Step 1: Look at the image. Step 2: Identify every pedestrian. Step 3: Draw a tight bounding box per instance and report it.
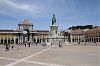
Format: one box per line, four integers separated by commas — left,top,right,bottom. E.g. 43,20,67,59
5,43,9,51
95,41,97,46
17,43,20,49
11,44,14,50
59,42,62,47
28,43,30,47
51,42,52,46
25,42,26,47
36,42,37,46
8,44,10,48
78,41,80,44
44,43,47,46
4,43,5,47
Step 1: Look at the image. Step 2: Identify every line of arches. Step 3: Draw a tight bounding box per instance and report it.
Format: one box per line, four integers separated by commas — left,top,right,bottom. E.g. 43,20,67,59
0,38,18,44
33,38,46,43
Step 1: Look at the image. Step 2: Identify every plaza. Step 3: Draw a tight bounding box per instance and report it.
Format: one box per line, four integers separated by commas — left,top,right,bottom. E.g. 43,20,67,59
0,14,99,66
0,0,100,66
0,43,100,66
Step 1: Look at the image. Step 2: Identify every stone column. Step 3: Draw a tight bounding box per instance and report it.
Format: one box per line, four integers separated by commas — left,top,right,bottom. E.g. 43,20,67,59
2,39,3,44
93,38,94,42
18,35,20,44
29,34,33,43
45,39,47,43
3,39,4,44
14,36,16,44
0,37,1,43
39,39,40,43
7,38,8,44
21,35,23,43
35,38,37,43
20,35,21,43
35,36,37,43
78,35,79,42
33,36,35,43
70,35,72,43
98,37,99,42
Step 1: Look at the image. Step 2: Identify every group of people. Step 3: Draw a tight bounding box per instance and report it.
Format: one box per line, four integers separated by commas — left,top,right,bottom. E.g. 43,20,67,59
24,42,31,47
4,43,14,51
4,42,31,51
4,41,63,51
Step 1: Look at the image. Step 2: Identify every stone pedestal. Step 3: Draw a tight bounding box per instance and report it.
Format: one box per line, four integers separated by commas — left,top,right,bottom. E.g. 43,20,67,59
47,25,64,44
50,25,58,36
46,14,64,45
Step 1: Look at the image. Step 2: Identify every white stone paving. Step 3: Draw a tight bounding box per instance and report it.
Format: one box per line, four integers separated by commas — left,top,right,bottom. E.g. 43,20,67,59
0,43,99,66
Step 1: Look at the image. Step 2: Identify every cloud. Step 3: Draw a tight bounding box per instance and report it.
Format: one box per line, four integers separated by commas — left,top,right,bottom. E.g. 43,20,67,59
0,0,69,18
0,0,99,30
0,0,40,14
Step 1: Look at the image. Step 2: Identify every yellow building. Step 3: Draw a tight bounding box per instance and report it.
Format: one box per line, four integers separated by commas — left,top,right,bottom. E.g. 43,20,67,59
0,30,14,44
84,27,100,42
0,19,49,44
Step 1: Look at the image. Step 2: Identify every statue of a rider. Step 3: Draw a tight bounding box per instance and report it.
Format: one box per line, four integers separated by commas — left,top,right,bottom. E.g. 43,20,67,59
52,14,56,25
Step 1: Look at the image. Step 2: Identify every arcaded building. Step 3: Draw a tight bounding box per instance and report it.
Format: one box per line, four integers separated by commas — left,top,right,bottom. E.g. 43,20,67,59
84,27,100,42
68,27,100,43
0,19,49,44
70,29,84,43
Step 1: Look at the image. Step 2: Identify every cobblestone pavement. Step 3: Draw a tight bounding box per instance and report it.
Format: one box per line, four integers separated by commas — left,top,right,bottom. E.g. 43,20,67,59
0,43,100,66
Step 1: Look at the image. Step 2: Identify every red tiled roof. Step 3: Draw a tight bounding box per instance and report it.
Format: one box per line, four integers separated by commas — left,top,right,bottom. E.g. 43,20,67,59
30,30,37,32
87,27,100,32
36,30,49,32
70,29,83,34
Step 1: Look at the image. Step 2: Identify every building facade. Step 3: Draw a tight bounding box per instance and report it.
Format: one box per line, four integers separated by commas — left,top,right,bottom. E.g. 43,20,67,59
69,29,84,43
67,27,100,43
84,27,100,42
0,19,49,44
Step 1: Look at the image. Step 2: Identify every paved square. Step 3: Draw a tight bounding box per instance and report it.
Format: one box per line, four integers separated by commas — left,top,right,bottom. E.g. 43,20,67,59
0,44,100,66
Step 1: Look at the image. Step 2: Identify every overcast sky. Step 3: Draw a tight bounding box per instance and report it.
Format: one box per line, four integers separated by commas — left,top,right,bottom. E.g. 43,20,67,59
0,0,99,30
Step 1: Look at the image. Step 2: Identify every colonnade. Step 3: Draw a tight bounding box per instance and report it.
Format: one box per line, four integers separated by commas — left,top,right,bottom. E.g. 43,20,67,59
85,37,100,42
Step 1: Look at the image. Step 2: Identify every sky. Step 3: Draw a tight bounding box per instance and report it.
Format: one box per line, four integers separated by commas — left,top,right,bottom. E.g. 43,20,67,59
0,0,99,31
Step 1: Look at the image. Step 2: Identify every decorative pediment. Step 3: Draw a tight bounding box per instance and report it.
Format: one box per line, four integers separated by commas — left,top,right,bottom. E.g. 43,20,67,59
18,18,33,31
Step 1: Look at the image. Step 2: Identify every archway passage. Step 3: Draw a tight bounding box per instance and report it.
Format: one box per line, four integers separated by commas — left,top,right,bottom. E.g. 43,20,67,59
16,38,18,44
11,39,14,44
37,39,39,43
4,39,7,44
23,29,30,43
1,39,3,44
34,39,36,43
8,39,10,44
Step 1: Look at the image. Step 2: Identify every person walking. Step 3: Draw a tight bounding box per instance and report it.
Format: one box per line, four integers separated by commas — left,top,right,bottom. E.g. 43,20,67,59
78,41,80,44
51,42,52,46
17,43,20,49
28,42,30,47
11,44,14,50
59,41,62,47
36,42,37,46
25,42,27,47
5,43,9,51
95,41,97,46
